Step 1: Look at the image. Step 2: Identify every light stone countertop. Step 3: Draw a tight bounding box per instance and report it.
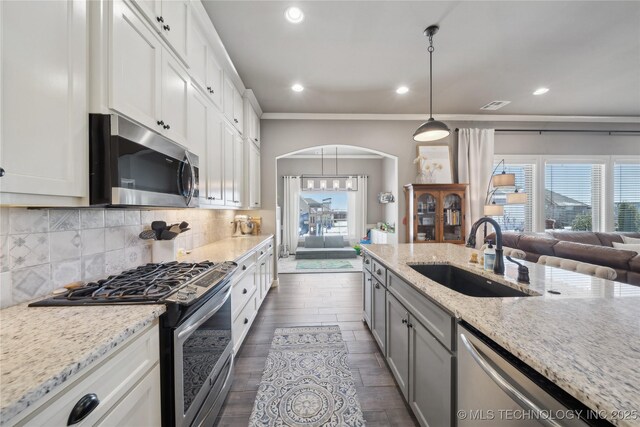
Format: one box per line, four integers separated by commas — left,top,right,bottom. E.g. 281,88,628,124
178,235,273,263
0,235,272,425
363,243,640,427
0,304,165,424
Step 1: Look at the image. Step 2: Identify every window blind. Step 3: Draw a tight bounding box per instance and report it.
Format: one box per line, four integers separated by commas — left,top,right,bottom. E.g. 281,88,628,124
614,162,640,232
544,163,604,231
492,161,535,232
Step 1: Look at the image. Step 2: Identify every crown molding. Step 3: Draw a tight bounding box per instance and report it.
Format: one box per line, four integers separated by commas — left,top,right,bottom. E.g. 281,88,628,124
260,113,640,123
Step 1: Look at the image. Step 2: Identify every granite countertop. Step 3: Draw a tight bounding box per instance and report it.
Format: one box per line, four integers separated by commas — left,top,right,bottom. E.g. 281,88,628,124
363,243,640,427
0,304,165,424
178,235,273,263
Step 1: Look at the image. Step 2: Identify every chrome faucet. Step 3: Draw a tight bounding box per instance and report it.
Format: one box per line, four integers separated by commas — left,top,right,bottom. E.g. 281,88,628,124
466,217,505,275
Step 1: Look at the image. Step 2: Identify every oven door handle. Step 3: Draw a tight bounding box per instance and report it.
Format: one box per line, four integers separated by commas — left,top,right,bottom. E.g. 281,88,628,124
177,282,232,341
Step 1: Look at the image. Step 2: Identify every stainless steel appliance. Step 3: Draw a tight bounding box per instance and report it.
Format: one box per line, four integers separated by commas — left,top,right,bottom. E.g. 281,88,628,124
232,215,255,237
30,261,237,427
89,114,199,208
458,323,599,427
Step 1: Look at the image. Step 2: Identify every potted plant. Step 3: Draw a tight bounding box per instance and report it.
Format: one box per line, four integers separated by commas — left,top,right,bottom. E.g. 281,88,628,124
354,243,362,256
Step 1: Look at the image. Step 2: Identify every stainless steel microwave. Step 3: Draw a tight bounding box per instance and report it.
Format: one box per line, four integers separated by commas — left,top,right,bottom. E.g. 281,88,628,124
89,114,199,208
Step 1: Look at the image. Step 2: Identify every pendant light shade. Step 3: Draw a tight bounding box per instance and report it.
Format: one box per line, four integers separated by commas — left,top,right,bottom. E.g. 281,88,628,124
413,25,450,143
413,118,451,142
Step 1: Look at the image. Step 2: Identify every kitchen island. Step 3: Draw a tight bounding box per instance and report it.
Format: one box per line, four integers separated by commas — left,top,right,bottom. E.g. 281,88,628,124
362,243,640,427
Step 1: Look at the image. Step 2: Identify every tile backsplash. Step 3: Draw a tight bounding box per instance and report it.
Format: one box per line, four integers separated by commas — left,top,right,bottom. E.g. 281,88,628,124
0,207,243,308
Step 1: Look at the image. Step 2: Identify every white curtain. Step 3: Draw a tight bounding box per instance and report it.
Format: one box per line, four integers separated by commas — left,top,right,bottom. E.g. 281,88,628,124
457,129,495,241
347,176,368,244
283,176,301,253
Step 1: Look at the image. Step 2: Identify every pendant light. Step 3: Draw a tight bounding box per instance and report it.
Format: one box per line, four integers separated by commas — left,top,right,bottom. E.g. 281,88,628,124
413,25,450,142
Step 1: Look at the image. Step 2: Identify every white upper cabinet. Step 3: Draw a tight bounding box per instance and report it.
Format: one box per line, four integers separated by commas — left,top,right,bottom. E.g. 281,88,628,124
223,125,235,205
232,134,244,206
247,142,261,208
110,0,189,145
206,113,225,205
0,0,88,203
223,77,244,134
110,0,162,131
132,0,189,64
188,13,223,110
161,50,190,146
187,84,209,201
233,89,244,134
244,99,260,146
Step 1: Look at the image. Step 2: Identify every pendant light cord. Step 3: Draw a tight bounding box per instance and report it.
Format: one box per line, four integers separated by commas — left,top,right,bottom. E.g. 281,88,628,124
428,32,434,119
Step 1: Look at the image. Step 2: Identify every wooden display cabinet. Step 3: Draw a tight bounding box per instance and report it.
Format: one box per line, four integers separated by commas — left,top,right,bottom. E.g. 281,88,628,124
404,184,468,244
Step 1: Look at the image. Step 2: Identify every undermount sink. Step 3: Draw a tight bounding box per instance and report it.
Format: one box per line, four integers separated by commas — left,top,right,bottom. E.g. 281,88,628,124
408,264,532,298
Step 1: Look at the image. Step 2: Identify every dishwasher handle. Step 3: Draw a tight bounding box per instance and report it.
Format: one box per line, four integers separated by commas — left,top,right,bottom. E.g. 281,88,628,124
459,333,562,427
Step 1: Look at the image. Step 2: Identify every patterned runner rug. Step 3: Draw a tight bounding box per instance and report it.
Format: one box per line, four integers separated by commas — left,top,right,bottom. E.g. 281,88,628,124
249,326,366,426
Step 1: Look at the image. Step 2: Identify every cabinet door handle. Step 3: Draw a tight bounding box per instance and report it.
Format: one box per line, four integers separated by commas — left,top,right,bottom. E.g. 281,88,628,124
401,318,407,324
242,288,247,294
157,120,164,126
254,138,258,142
407,323,413,328
242,265,247,270
156,16,164,23
244,318,249,324
67,393,100,425
163,124,171,130
163,24,171,31
234,118,238,123
364,259,370,264
376,269,382,275
375,283,380,289
0,168,4,177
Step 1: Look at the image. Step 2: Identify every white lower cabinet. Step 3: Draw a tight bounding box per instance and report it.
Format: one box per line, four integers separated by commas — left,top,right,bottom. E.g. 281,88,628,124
231,238,274,353
15,322,160,427
0,0,88,204
386,293,410,399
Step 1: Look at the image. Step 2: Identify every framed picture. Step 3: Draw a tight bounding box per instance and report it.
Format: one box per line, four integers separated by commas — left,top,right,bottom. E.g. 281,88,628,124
416,145,453,184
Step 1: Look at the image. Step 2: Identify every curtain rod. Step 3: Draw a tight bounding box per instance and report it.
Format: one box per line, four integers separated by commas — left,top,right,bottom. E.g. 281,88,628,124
454,128,640,135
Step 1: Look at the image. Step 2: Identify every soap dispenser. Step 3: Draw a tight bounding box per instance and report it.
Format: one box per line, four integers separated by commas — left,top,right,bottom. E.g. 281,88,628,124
484,240,496,272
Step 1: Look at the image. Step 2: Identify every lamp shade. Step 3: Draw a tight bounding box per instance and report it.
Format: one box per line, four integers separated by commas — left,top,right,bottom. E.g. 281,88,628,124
413,118,451,142
506,192,528,204
492,173,515,187
484,204,504,216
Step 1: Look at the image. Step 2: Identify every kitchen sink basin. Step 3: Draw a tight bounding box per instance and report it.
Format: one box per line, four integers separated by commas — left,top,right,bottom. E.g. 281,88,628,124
408,264,532,298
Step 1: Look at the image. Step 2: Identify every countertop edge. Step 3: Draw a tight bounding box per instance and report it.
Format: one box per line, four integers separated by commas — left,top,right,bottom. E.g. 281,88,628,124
0,306,165,425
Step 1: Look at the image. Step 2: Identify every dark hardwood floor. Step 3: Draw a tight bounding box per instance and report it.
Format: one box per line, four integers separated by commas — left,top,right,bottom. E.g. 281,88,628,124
215,272,419,426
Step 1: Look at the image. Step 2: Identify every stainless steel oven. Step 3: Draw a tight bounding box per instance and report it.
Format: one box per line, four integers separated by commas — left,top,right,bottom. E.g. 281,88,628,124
89,113,199,208
170,280,234,427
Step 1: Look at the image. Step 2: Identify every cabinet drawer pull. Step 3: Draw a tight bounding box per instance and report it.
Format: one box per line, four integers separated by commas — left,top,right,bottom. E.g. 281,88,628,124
364,259,370,264
254,138,258,142
244,318,249,324
242,265,247,270
157,120,164,126
375,283,380,289
376,269,382,275
67,393,100,425
156,16,164,23
242,288,247,294
0,168,4,177
163,124,171,130
163,24,171,31
234,118,238,123
407,323,413,328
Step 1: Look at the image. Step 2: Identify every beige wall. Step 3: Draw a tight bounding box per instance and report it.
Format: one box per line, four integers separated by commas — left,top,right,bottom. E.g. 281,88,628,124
259,119,640,244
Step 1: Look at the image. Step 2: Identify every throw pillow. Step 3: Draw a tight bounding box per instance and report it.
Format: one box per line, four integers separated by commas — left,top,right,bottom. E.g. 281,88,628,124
612,242,640,253
621,235,640,244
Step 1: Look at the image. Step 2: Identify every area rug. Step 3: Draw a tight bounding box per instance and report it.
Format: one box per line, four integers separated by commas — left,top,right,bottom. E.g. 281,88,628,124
296,260,353,270
248,326,365,426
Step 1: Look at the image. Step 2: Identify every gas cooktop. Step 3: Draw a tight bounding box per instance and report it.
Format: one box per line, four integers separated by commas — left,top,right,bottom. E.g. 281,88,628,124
30,261,237,307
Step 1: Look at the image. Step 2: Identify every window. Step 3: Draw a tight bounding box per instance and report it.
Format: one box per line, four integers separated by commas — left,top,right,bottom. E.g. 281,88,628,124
298,193,348,237
491,161,535,232
614,162,640,232
544,162,604,231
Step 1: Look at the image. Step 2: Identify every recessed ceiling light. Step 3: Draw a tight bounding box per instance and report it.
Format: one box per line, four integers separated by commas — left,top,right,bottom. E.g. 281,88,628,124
396,86,409,94
533,87,549,95
285,7,304,23
291,83,304,92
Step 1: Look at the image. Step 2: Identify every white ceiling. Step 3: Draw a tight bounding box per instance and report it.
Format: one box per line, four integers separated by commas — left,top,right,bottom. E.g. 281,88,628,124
202,1,640,117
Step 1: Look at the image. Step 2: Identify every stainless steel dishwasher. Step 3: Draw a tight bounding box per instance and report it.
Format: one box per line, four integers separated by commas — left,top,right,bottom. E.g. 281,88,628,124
457,324,601,427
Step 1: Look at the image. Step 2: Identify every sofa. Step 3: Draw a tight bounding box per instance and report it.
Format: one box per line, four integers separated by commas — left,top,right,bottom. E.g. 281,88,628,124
488,231,640,285
295,236,357,259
